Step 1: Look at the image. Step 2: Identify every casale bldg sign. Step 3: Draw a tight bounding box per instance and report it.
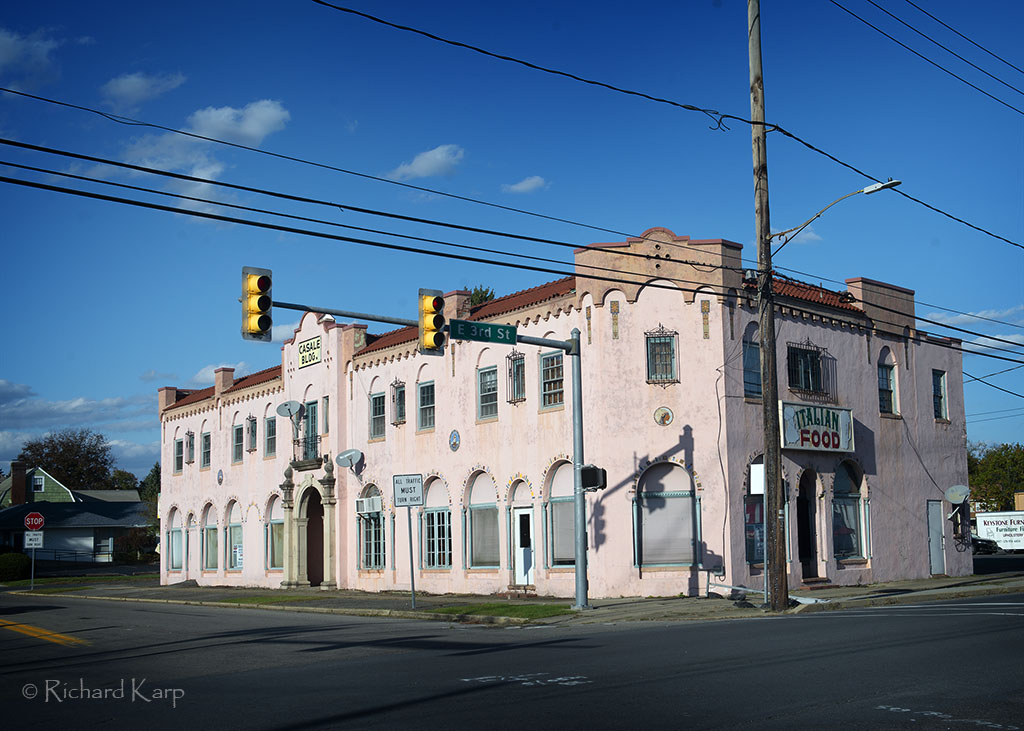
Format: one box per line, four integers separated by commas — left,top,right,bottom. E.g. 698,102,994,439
780,402,854,452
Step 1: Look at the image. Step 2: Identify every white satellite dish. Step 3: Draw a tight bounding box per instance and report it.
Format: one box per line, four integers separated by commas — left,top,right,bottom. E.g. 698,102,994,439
944,484,970,504
276,401,304,419
336,449,364,468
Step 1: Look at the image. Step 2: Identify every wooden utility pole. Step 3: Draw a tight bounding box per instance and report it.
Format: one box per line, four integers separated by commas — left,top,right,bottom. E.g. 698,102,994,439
748,0,789,611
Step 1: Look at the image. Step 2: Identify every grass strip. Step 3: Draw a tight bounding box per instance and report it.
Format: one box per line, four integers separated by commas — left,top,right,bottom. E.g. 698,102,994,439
5,574,158,588
427,603,574,619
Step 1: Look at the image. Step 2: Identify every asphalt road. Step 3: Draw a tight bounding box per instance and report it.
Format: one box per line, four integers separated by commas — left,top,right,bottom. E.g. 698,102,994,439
2,592,1022,730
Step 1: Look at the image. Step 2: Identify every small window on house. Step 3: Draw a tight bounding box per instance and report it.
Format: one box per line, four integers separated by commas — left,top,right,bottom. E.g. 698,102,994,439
742,324,762,399
645,325,678,384
246,416,258,453
369,393,386,439
264,418,276,457
174,439,184,473
232,425,244,463
418,382,435,430
878,348,897,415
391,380,406,425
540,352,564,409
932,370,948,420
507,350,526,404
200,432,211,468
477,366,498,420
32,475,44,493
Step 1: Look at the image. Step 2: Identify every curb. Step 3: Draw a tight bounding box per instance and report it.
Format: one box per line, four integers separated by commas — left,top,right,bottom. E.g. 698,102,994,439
791,583,1024,614
11,590,532,625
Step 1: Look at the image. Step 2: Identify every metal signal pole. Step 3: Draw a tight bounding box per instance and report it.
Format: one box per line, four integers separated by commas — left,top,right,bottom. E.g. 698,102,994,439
748,0,789,611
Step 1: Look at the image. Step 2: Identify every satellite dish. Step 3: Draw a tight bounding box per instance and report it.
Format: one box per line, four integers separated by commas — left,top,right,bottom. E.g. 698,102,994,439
336,449,364,468
944,484,970,504
276,401,304,419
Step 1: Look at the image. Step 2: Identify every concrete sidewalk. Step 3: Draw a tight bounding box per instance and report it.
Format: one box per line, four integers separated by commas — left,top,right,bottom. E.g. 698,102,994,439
6,569,1024,625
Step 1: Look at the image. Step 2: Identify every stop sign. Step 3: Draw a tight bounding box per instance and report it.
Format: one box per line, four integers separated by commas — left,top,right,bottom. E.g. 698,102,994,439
24,512,44,530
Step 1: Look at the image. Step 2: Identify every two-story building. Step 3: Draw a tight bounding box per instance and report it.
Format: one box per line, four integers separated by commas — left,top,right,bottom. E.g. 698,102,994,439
157,227,971,597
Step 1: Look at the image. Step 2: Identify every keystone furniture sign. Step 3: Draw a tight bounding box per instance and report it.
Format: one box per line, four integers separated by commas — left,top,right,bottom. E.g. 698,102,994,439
975,511,1024,551
298,335,322,368
780,402,854,452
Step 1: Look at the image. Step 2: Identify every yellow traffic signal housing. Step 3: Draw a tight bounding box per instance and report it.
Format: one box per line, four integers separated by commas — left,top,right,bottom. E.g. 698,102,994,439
242,266,273,342
418,288,445,356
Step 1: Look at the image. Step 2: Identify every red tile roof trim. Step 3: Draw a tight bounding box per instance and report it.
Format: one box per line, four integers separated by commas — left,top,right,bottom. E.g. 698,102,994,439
163,365,282,413
358,276,577,356
772,276,862,313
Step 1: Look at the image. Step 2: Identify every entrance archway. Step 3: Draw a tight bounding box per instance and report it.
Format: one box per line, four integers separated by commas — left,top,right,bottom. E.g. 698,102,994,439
797,471,818,579
304,489,324,587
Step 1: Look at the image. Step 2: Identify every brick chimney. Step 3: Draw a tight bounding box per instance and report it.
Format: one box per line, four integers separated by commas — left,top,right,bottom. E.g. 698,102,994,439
10,460,26,505
158,386,178,414
447,289,472,320
214,367,235,399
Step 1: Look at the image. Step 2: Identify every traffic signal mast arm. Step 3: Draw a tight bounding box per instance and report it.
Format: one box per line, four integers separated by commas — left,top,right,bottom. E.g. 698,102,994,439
273,300,419,329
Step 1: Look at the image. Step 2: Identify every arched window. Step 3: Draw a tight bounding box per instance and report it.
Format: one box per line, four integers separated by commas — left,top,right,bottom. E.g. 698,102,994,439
227,502,243,570
634,462,695,566
266,496,284,570
359,485,385,570
878,347,897,414
422,478,452,569
742,323,761,398
744,456,765,563
167,509,183,571
202,504,218,570
467,472,499,568
546,463,575,566
833,462,864,559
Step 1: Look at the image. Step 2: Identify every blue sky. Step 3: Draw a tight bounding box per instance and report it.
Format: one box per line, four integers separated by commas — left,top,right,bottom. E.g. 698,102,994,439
1,0,1021,478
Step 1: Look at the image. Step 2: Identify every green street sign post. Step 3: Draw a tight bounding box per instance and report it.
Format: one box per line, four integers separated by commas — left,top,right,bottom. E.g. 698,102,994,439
448,319,517,344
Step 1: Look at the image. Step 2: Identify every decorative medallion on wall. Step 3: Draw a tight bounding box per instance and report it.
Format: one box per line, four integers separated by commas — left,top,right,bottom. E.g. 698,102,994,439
217,469,224,485
449,429,461,452
654,407,674,426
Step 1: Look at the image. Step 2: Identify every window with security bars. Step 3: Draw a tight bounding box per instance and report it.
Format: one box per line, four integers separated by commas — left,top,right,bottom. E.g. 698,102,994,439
645,325,678,384
540,352,563,409
786,341,837,401
246,416,258,452
369,393,386,439
507,351,526,404
391,380,406,425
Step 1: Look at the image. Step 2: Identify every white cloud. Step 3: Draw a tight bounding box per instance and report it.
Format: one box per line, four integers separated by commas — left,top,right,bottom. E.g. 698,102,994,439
502,175,548,194
101,71,186,112
962,333,1024,354
188,362,249,387
186,99,290,146
770,224,822,245
140,369,177,383
0,27,62,88
925,304,1024,328
273,319,301,343
388,144,464,181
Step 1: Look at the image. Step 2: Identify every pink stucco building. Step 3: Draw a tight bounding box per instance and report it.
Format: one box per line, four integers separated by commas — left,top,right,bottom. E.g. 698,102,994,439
157,228,971,597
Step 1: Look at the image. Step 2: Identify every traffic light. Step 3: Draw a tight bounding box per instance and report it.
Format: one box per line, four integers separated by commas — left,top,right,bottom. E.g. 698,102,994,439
242,266,273,342
418,288,445,356
581,464,608,491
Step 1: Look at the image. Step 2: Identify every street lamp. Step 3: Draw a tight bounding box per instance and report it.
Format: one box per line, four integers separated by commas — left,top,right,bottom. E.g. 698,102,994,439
755,176,900,611
771,179,902,256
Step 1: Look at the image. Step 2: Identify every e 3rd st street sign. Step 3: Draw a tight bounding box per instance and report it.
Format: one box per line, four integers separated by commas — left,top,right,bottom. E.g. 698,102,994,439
448,319,516,345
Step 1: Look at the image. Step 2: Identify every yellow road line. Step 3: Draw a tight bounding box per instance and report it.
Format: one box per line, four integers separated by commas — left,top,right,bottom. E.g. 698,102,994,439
0,618,89,646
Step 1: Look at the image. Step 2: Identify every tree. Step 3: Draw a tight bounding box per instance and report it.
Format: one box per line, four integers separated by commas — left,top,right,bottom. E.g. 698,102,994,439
138,461,161,532
17,428,114,490
969,442,1024,512
111,469,139,491
467,285,495,306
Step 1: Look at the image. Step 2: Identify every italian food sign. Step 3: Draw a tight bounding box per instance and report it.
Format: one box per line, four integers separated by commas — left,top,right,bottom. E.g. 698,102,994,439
780,402,854,452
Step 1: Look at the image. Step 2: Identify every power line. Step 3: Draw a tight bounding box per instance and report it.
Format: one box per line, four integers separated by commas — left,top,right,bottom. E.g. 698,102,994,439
967,411,1024,425
963,371,1024,400
966,406,1024,417
866,0,1024,98
830,0,1024,115
306,2,1023,251
0,158,739,295
901,0,1024,77
965,365,1024,384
